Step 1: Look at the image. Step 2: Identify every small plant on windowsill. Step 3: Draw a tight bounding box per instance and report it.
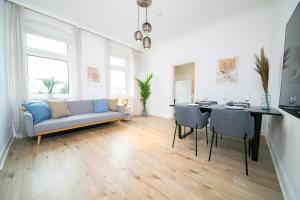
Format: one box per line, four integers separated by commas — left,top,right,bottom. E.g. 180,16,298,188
39,77,61,99
135,73,153,117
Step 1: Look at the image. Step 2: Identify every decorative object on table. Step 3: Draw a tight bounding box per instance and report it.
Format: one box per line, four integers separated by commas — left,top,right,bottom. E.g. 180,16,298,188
225,105,245,110
217,57,238,84
135,73,153,117
186,103,199,107
122,99,129,108
123,106,132,121
227,101,250,108
196,100,218,106
254,48,270,110
86,66,100,84
121,99,131,120
287,95,297,106
40,76,61,99
134,0,152,50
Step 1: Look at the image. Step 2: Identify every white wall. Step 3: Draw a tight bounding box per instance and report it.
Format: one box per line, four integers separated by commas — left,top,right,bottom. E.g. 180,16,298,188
267,0,300,199
0,0,13,169
142,6,272,118
80,30,108,99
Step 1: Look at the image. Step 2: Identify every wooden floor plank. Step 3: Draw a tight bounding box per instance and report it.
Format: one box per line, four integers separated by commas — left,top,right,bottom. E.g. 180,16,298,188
0,117,283,200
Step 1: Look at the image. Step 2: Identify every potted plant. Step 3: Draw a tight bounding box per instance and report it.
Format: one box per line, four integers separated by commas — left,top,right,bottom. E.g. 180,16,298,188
40,77,61,99
135,73,153,116
254,48,270,110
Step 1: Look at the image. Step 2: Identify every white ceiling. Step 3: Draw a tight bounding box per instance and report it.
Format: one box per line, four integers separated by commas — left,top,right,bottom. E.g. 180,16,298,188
10,0,273,50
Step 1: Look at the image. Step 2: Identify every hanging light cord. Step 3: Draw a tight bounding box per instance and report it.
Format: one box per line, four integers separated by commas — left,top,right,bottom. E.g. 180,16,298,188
138,6,140,30
146,0,148,22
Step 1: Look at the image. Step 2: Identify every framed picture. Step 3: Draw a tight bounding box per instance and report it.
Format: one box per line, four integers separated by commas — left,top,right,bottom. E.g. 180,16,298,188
217,57,238,84
84,63,102,86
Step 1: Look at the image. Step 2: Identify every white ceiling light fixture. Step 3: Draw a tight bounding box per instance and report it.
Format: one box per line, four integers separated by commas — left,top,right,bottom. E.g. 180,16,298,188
134,0,152,50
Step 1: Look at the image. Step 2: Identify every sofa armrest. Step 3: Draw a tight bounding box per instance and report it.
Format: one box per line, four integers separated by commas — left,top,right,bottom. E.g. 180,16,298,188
23,111,35,137
117,105,125,114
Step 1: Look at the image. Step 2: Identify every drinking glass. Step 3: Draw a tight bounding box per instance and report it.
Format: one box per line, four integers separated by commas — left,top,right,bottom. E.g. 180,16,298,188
288,96,296,105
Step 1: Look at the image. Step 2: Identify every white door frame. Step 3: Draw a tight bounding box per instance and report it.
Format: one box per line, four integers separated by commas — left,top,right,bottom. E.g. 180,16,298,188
171,58,198,105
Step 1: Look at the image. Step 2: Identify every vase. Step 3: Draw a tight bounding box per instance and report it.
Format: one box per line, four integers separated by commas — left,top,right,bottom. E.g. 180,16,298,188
261,93,271,110
47,93,53,99
141,110,147,117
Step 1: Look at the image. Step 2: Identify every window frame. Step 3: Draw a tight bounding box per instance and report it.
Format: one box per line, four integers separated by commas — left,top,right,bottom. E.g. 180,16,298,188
25,31,74,100
110,54,128,98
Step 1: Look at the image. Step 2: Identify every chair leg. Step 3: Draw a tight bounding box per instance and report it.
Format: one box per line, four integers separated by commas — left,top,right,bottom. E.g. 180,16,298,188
248,139,251,157
209,130,215,161
244,137,249,176
195,125,198,156
221,134,223,140
205,126,208,145
172,124,177,148
215,133,218,148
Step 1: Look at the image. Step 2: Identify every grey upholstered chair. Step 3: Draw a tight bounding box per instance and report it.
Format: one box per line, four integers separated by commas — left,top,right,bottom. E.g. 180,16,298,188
172,105,210,156
208,108,254,175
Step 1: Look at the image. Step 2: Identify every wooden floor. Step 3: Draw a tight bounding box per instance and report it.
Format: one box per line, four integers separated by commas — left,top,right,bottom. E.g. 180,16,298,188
0,117,283,200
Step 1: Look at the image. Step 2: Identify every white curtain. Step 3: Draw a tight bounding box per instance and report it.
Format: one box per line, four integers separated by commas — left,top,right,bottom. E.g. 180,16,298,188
129,50,142,116
104,39,111,98
5,2,28,137
73,26,82,99
108,41,141,115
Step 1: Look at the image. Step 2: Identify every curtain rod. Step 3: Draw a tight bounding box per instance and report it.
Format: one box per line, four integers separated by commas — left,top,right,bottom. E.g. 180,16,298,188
5,0,143,53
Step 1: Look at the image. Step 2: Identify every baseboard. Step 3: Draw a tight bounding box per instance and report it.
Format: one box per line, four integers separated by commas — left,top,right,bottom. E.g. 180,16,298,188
265,134,295,200
0,136,14,171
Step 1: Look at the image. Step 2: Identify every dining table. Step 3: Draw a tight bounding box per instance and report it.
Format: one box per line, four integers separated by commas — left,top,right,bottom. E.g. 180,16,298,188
169,104,282,161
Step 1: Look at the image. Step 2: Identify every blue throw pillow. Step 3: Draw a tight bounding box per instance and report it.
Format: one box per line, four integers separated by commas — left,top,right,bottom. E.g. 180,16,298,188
93,99,109,113
22,102,51,124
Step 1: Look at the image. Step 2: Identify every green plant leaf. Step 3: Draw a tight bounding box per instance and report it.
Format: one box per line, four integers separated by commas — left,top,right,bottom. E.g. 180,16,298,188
135,73,153,111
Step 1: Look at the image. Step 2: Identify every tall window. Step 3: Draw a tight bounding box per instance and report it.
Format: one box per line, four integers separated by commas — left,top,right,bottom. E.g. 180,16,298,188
25,33,72,99
110,56,127,98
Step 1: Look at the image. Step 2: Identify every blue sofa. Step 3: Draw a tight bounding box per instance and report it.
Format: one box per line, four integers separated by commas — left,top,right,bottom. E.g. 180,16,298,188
23,100,125,144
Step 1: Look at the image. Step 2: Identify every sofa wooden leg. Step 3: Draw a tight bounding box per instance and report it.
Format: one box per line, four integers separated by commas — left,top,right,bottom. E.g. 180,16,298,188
37,135,41,145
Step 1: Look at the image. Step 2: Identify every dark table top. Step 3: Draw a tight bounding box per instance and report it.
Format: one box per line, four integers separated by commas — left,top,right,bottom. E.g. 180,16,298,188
169,104,282,116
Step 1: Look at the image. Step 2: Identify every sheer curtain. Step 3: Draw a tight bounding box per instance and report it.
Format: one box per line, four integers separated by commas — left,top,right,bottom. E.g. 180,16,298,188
5,2,28,137
129,50,142,116
108,41,141,115
73,26,82,99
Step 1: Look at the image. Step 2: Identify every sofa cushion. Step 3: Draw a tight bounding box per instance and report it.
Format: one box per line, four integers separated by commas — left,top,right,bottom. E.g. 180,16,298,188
67,100,93,115
34,112,123,133
22,102,51,124
108,98,118,111
93,99,109,113
47,100,71,118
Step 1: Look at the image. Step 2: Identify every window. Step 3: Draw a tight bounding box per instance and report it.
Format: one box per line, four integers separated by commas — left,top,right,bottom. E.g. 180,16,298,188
110,56,127,98
25,33,72,99
26,34,68,55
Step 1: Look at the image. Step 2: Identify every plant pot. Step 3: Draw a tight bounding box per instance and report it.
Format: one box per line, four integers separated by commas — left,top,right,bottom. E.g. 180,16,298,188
47,93,53,99
141,110,147,117
261,93,271,110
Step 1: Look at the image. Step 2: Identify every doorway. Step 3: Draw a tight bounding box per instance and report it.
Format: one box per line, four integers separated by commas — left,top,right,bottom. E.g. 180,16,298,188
173,62,195,105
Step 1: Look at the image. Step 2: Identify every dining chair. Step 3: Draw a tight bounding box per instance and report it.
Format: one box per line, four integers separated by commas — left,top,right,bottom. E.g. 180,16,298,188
172,105,210,156
208,108,254,175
